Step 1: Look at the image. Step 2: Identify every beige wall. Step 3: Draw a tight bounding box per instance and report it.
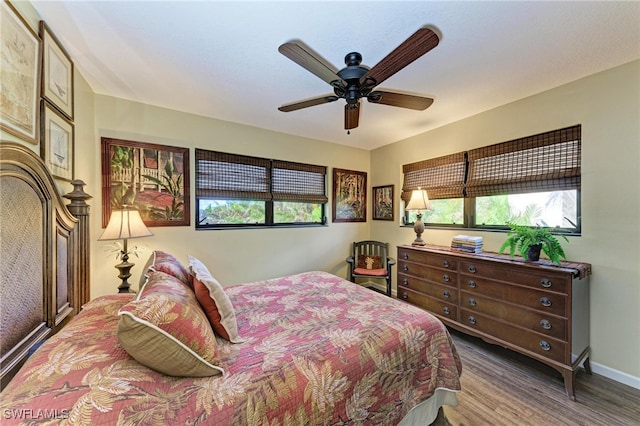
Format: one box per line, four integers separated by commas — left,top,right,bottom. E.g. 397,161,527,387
89,96,371,297
370,60,640,385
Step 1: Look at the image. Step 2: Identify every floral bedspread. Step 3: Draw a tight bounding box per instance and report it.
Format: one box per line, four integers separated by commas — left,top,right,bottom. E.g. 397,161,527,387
1,271,461,425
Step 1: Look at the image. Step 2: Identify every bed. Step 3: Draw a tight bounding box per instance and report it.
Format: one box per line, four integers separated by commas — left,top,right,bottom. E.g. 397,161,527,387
0,142,461,425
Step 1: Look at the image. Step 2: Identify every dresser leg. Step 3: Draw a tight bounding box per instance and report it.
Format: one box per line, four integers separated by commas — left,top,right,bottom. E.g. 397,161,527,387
583,357,592,375
562,370,576,401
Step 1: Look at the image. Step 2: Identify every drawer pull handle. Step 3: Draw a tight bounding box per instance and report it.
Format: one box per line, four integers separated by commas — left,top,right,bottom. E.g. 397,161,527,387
540,278,552,288
443,290,450,298
539,341,551,351
402,278,408,285
540,319,552,330
468,298,477,307
443,307,450,315
443,260,450,268
402,264,409,272
401,292,408,300
468,316,477,325
468,280,477,288
402,253,409,260
468,265,477,273
443,274,450,282
540,297,552,307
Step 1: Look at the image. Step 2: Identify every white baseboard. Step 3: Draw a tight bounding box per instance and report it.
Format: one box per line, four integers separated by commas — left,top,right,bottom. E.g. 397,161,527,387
590,361,640,390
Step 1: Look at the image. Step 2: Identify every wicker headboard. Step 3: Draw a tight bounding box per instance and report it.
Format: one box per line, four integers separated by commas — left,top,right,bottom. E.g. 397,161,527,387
0,142,91,388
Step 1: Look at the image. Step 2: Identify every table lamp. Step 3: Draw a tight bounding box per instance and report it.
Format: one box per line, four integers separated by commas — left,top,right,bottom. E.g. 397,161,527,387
99,206,153,293
405,189,431,246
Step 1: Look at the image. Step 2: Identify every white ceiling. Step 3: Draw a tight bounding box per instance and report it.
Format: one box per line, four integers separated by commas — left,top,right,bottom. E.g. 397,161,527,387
31,1,640,150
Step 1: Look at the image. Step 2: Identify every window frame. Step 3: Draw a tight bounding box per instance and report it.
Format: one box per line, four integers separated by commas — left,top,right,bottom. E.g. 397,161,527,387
195,149,328,229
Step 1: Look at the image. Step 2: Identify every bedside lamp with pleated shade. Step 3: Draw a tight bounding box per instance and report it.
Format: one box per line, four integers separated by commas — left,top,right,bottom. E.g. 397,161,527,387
405,189,431,246
99,206,153,293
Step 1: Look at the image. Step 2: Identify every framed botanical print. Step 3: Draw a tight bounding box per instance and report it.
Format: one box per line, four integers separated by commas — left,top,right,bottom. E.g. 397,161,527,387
332,168,367,222
0,0,41,144
101,137,190,228
41,100,74,181
373,185,394,221
40,21,73,119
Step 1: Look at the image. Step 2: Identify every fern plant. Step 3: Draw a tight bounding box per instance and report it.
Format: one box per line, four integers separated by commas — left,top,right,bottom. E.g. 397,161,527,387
499,222,569,264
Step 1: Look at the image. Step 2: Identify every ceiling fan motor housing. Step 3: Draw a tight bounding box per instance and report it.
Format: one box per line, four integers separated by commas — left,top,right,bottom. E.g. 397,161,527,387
335,52,371,104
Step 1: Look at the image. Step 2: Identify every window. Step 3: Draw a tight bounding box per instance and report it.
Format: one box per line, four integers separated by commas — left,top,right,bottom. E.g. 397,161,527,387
195,149,327,228
402,125,581,233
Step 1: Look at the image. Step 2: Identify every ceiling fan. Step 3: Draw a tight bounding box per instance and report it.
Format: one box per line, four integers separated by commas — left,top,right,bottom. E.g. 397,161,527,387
278,26,440,132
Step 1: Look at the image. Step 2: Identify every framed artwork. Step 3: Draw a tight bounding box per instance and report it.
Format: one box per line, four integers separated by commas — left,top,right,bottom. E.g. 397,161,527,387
0,0,41,144
41,100,73,182
101,137,190,228
40,21,73,119
373,185,394,221
332,168,367,222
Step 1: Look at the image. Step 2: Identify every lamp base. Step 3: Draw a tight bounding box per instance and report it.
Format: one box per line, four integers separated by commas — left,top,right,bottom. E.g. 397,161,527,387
115,260,135,293
411,237,427,246
411,215,426,246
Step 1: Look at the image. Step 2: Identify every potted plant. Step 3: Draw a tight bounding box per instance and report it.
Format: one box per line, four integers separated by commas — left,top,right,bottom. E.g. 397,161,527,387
499,222,569,264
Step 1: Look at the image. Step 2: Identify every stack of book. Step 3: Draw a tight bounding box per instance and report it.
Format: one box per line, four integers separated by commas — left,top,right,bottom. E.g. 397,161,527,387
451,235,484,254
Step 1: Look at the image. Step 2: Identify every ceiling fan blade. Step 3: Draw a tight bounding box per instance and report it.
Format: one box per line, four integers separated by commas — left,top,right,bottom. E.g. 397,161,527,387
278,95,339,112
367,90,434,110
361,26,439,88
345,103,360,130
279,41,341,85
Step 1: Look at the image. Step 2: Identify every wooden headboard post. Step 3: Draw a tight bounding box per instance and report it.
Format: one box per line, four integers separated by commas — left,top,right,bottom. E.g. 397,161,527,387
64,180,92,309
0,142,91,388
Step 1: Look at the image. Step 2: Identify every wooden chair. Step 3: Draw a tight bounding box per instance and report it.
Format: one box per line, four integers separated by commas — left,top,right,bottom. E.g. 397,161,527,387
346,240,396,296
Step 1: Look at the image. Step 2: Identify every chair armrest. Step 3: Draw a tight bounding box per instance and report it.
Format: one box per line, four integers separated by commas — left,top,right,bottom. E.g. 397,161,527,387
387,257,396,267
346,256,355,265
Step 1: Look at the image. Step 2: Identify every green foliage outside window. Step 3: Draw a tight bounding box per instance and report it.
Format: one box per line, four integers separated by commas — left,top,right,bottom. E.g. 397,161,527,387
199,200,265,225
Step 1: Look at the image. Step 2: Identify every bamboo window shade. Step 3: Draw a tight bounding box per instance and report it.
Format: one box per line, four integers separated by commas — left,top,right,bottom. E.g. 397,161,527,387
272,160,328,203
466,125,581,197
401,152,466,201
401,125,581,200
195,149,327,203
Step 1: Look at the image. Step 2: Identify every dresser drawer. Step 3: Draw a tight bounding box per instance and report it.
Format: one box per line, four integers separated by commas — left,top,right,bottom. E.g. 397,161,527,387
398,248,458,270
398,274,458,302
398,286,457,320
460,260,569,294
460,309,567,363
461,275,567,317
460,291,567,341
398,262,457,287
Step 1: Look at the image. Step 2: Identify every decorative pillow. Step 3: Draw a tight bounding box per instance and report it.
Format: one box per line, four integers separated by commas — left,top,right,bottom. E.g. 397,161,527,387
117,271,223,377
189,255,244,343
357,255,383,270
140,250,193,289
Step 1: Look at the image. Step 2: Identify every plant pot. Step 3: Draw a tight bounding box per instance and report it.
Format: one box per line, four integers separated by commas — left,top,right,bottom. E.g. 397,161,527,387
526,244,542,262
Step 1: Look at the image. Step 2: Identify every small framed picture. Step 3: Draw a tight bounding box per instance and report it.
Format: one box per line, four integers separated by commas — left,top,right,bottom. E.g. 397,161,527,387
1,0,41,144
373,185,394,221
332,168,367,222
41,100,74,182
40,21,73,119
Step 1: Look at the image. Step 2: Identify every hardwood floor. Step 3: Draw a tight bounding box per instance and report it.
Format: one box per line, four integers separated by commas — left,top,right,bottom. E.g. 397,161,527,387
442,329,640,426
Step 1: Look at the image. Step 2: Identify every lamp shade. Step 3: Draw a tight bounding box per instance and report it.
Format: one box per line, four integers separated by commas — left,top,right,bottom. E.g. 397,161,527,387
405,189,431,211
99,208,153,241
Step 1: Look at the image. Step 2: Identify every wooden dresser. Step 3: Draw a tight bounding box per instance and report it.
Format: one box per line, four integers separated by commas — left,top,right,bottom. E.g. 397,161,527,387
397,244,591,400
